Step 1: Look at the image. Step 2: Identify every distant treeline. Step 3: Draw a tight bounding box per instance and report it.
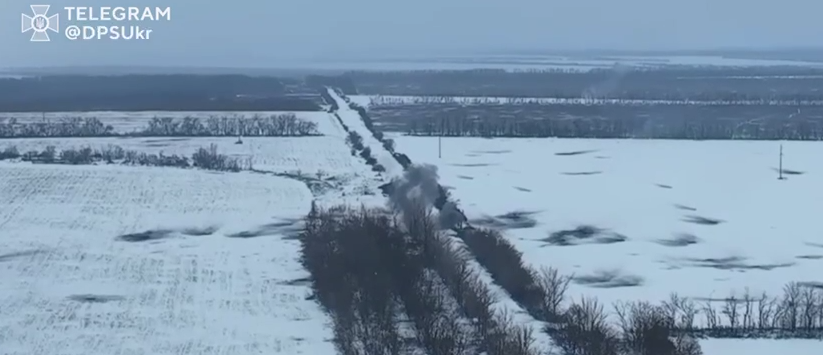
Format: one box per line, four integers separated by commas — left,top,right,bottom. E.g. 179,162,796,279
403,109,823,140
0,114,320,138
346,67,823,102
0,75,322,112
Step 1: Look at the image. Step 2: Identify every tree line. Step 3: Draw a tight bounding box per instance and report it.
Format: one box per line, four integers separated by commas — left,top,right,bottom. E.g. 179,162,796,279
366,95,823,107
301,198,714,355
0,143,243,171
405,114,823,140
0,114,320,138
0,75,322,111
360,103,823,140
344,68,823,102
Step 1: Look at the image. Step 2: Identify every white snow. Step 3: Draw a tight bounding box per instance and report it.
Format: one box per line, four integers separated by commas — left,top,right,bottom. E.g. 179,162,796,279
392,137,823,306
0,163,335,355
0,105,396,355
391,136,823,352
4,97,821,354
701,338,823,355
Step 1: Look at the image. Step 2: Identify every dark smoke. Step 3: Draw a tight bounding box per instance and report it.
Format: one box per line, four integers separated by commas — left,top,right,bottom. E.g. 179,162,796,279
387,164,467,229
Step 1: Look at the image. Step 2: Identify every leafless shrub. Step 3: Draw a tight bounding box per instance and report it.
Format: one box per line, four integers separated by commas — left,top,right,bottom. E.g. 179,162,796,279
536,266,572,317
0,114,320,138
192,143,240,171
59,146,95,164
346,131,364,150
683,282,823,338
300,203,488,355
553,297,620,355
613,301,679,355
0,116,114,138
457,227,549,318
100,144,126,162
1,143,239,172
0,145,20,159
662,294,698,331
671,333,703,355
299,205,404,354
485,310,537,355
383,138,396,152
400,200,544,354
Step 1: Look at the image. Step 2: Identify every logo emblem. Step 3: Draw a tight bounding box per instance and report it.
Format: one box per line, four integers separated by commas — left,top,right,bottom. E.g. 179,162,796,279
22,5,59,42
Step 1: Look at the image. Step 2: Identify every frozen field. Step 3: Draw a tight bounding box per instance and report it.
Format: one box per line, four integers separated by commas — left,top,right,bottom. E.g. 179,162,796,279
0,163,333,355
0,105,393,355
0,111,341,136
392,136,823,306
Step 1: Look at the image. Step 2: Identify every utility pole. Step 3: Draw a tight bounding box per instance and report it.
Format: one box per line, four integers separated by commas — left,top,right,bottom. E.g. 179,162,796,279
778,144,785,180
438,116,443,159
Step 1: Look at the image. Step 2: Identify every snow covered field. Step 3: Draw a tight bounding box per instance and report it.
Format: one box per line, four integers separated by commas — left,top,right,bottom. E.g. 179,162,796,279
391,136,823,305
0,111,341,136
0,105,395,354
0,163,333,355
391,136,823,353
3,93,822,354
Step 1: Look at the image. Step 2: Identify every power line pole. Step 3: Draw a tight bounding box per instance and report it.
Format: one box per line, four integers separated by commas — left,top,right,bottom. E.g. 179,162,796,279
438,117,443,159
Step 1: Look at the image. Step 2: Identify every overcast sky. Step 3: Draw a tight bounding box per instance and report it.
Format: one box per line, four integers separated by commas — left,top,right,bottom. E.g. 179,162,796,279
2,0,822,67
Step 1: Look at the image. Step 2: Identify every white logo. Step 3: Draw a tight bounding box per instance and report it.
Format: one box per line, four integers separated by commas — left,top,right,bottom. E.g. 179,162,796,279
22,5,59,42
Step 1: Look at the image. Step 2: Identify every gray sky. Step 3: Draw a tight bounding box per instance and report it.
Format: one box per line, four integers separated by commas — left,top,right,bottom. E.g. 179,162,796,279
2,0,822,67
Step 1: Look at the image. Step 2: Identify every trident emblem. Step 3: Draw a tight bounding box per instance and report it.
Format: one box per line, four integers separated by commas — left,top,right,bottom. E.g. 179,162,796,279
22,5,59,42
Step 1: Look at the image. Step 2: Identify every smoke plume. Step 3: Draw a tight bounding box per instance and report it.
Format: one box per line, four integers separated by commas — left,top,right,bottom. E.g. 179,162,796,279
386,164,467,229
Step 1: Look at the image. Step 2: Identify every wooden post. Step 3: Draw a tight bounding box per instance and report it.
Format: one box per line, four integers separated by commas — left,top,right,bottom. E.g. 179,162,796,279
438,117,443,159
778,144,785,180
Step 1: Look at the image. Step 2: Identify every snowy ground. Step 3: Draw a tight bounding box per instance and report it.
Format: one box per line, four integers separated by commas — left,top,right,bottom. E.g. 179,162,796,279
701,338,822,355
0,111,340,135
4,98,819,354
391,136,823,306
0,163,334,355
391,136,823,353
0,104,396,354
